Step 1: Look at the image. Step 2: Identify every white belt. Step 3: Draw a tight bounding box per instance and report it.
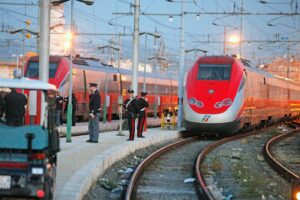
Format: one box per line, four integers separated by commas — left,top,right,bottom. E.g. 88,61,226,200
140,108,146,111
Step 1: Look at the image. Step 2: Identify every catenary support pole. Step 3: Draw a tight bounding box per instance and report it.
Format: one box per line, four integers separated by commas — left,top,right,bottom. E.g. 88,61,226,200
39,0,50,126
177,0,185,128
131,0,140,96
66,0,74,142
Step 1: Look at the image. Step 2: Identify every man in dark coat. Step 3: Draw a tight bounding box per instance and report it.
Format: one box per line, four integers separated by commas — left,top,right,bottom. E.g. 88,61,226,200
136,92,149,138
87,82,101,143
64,93,77,126
55,92,64,126
4,88,27,126
123,89,138,141
0,94,4,119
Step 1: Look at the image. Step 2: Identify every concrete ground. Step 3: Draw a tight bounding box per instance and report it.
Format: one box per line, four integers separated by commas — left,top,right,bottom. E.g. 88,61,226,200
54,127,182,200
58,118,161,136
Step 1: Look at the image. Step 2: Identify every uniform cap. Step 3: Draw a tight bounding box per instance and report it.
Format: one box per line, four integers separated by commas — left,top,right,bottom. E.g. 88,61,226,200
141,92,147,96
89,82,97,87
127,89,134,94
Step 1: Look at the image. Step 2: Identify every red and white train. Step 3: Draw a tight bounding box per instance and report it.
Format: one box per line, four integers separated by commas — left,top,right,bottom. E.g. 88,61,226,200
24,56,178,121
184,56,300,133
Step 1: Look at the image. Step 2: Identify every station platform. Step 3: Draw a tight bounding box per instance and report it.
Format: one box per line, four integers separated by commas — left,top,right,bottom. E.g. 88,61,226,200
58,118,161,136
54,126,181,200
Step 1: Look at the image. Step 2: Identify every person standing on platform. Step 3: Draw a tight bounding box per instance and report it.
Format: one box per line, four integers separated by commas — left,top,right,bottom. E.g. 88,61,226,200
55,92,63,126
123,89,138,141
64,93,77,126
0,94,4,119
137,92,149,138
87,83,101,143
4,88,27,126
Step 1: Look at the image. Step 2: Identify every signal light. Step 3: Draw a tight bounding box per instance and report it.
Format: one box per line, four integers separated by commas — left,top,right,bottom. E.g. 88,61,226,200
36,189,45,198
29,153,46,160
292,179,300,200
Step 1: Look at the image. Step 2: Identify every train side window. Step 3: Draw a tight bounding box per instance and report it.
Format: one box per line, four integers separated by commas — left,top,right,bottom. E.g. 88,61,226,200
113,74,118,82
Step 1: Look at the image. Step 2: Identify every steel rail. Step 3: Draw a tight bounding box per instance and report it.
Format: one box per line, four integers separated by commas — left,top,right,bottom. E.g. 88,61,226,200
195,130,262,200
125,136,196,200
264,129,300,182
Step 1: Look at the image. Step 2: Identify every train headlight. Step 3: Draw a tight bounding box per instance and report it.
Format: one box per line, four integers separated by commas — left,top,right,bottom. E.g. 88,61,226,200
296,192,300,200
188,98,197,105
195,101,204,108
222,98,232,106
214,102,223,108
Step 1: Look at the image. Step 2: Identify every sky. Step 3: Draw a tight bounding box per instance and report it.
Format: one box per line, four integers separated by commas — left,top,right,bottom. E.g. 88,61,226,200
0,0,299,70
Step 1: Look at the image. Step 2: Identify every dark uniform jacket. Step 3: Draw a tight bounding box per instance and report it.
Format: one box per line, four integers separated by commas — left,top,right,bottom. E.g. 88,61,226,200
55,95,64,111
64,94,77,112
4,90,27,120
136,97,149,113
0,95,4,117
123,96,138,115
89,90,101,115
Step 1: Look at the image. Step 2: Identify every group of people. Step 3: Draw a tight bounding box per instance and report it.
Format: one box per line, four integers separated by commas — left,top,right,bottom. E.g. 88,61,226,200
85,83,149,143
0,83,149,143
0,89,27,126
55,93,77,127
124,89,149,141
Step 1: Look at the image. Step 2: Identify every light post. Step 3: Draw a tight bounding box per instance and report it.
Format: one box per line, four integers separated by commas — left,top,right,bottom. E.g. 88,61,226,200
97,45,119,123
228,35,241,56
139,32,161,92
11,54,23,70
212,22,237,55
51,0,94,143
9,23,37,77
148,56,166,119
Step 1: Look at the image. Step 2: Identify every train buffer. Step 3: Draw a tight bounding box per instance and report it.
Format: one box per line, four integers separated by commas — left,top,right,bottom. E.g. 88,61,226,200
161,112,177,130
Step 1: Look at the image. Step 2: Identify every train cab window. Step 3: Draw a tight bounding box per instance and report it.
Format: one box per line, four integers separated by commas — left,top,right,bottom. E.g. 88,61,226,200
197,64,231,80
25,62,58,78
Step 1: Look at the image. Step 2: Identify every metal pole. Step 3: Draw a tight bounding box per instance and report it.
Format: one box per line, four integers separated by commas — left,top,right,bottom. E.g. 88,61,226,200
239,0,244,57
22,29,25,77
117,34,124,136
103,48,109,123
223,26,226,55
16,56,19,69
132,0,140,96
143,34,147,92
66,0,74,142
177,0,185,128
39,0,50,126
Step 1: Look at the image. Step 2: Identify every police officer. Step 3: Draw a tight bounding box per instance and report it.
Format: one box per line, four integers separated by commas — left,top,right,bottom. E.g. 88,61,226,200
4,88,27,126
123,89,138,141
0,94,4,121
137,92,149,138
55,92,63,126
87,82,101,143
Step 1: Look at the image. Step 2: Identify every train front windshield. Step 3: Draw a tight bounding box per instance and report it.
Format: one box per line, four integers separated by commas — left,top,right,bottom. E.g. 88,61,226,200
25,62,58,78
197,64,231,80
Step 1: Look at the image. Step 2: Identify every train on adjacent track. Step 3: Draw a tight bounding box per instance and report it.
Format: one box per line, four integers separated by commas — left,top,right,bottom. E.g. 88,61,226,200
184,56,300,133
24,56,178,121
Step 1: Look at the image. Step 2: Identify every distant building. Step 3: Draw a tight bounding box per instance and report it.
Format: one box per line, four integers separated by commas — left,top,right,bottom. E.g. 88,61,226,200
263,57,300,81
0,62,15,78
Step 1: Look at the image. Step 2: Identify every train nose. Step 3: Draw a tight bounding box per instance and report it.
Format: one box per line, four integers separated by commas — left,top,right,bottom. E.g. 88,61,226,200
186,81,235,114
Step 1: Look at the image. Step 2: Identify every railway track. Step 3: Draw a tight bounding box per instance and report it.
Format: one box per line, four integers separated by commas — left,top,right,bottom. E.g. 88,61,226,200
195,128,266,199
124,125,296,200
264,124,300,182
125,136,213,200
